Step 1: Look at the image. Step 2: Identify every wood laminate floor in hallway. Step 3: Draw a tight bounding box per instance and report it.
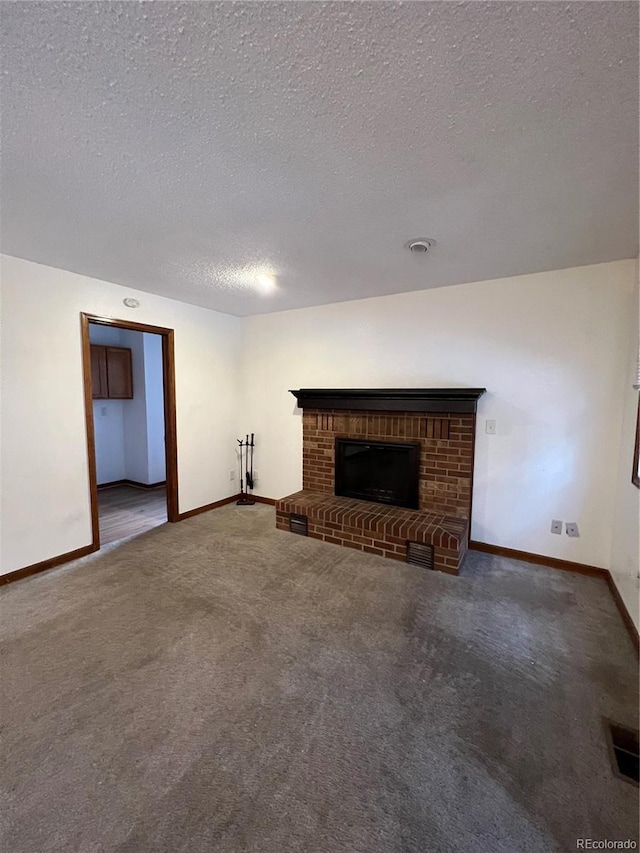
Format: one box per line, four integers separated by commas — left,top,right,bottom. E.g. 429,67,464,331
98,484,167,545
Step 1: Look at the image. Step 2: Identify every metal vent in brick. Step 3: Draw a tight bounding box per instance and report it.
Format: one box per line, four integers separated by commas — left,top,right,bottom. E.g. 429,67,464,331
605,720,639,785
289,514,309,536
406,541,434,570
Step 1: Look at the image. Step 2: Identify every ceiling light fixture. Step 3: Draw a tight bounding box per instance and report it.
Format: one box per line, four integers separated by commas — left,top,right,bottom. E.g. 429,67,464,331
405,238,436,254
255,273,277,294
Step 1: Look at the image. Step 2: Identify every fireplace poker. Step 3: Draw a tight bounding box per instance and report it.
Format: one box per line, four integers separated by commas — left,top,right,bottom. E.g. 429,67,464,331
237,438,244,496
246,433,254,491
236,435,255,506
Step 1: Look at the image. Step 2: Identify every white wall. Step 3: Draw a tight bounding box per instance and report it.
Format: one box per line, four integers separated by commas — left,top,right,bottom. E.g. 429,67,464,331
143,333,166,484
119,329,167,486
0,254,241,575
93,399,126,483
610,260,639,629
89,324,126,484
119,328,149,485
240,260,636,569
2,253,636,579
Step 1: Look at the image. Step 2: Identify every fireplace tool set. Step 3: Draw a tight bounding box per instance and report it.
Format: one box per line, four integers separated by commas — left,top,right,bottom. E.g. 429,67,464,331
236,434,256,506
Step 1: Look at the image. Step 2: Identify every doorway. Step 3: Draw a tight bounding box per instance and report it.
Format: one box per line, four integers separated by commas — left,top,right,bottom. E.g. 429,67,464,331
81,313,179,550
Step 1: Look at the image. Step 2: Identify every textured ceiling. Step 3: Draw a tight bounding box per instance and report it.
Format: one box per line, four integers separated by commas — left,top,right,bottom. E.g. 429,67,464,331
1,1,638,316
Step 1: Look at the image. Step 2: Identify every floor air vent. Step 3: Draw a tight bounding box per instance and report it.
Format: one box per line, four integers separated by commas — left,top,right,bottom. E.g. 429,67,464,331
406,541,434,570
289,514,308,536
605,720,639,786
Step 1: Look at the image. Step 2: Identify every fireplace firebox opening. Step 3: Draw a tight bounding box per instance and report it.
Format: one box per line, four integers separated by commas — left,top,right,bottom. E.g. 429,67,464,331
334,437,420,510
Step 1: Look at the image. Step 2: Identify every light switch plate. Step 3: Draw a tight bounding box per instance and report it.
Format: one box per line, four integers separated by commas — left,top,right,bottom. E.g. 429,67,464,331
551,520,562,534
565,522,580,538
485,419,496,435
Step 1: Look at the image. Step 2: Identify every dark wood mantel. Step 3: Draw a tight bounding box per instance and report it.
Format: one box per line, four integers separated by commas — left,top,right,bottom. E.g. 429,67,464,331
289,388,486,414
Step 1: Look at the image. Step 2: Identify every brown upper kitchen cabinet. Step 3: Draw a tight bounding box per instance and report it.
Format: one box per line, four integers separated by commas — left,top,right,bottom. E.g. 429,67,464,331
90,345,133,399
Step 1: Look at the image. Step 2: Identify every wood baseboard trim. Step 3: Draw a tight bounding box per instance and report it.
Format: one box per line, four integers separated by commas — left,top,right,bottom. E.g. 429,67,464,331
97,479,167,491
470,539,638,655
251,495,277,506
0,544,98,587
2,493,269,586
469,540,607,578
97,479,127,489
176,494,242,520
177,494,275,519
605,573,640,656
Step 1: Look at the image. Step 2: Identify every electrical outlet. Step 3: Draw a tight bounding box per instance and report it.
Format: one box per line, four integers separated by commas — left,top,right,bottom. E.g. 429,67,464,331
485,419,496,435
229,470,236,481
551,519,562,535
252,470,258,484
565,522,580,538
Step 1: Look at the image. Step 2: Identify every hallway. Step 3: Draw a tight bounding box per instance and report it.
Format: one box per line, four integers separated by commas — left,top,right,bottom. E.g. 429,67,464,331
98,485,167,545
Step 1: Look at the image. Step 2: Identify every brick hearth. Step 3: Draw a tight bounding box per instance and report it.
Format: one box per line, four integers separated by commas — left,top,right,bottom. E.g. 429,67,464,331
276,395,480,574
276,490,468,574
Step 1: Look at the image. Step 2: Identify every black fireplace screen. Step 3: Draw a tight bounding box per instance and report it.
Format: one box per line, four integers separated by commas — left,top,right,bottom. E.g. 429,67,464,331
334,438,420,509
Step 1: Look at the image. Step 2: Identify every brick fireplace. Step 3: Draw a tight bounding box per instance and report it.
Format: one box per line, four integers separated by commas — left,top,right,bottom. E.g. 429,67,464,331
276,389,485,574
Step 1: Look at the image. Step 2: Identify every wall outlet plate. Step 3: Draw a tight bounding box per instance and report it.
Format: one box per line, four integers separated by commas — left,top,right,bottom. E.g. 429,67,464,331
229,469,236,481
551,519,562,534
565,522,580,538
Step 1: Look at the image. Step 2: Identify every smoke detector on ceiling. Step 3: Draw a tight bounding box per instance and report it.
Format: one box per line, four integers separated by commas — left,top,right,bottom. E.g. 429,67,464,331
405,238,436,254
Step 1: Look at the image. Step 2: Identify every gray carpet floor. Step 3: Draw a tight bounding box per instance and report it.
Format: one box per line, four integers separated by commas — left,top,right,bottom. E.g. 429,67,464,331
1,504,638,853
